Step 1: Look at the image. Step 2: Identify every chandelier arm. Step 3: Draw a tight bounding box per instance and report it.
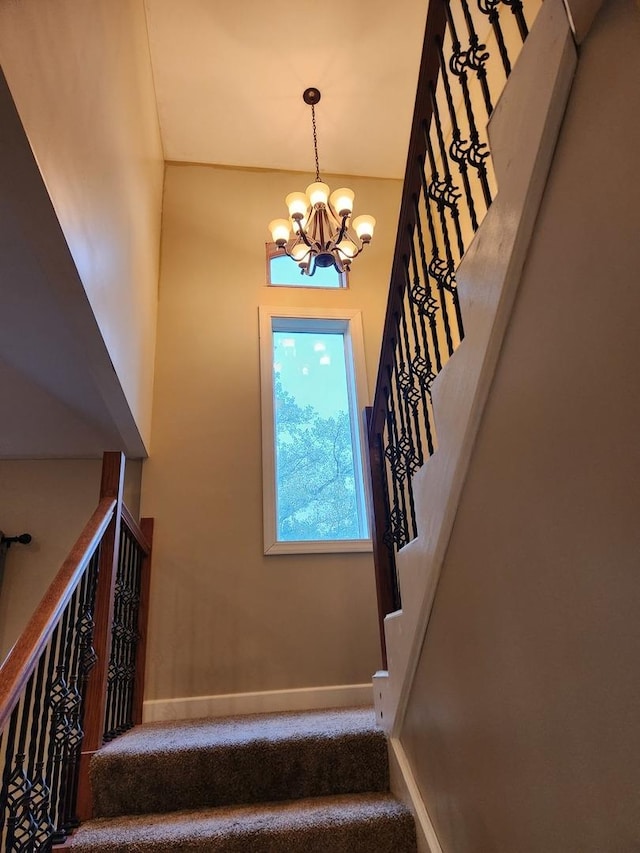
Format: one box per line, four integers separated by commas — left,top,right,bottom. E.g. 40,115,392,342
294,217,316,249
334,213,350,246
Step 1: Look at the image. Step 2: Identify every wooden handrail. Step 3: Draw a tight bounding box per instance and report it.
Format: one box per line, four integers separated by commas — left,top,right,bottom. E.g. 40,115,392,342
121,501,152,555
369,0,447,439
0,495,116,731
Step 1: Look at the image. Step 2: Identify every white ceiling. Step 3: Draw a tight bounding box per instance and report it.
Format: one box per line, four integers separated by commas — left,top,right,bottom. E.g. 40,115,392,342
144,0,428,180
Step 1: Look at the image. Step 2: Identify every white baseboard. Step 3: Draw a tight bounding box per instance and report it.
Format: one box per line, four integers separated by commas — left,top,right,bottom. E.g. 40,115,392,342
143,683,374,723
388,736,443,853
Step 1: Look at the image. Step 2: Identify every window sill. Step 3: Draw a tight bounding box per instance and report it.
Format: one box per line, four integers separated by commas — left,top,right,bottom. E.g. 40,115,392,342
264,539,372,556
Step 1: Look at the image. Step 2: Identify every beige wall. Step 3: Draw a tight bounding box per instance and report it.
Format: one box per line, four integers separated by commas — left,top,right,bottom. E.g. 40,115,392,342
402,0,640,849
141,163,401,701
0,0,164,447
0,458,143,662
0,460,101,661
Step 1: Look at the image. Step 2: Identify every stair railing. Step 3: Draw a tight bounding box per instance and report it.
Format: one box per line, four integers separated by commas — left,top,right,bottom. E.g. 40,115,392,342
0,452,154,849
368,0,537,665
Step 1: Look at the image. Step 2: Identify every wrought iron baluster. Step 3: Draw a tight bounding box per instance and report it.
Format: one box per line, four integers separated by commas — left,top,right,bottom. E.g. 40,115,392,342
46,592,78,845
26,651,55,848
392,346,418,543
66,549,100,828
503,0,529,41
421,145,456,357
383,381,410,551
392,325,420,478
429,83,465,258
396,301,426,470
5,751,37,852
387,366,414,545
402,260,436,457
435,36,480,231
416,169,451,368
457,0,494,114
59,571,89,832
124,538,143,731
443,0,493,208
411,197,444,376
477,0,512,77
1,706,20,847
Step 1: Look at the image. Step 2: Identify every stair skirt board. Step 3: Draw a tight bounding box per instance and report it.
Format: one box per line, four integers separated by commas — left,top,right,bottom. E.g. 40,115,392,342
388,737,444,853
143,683,374,723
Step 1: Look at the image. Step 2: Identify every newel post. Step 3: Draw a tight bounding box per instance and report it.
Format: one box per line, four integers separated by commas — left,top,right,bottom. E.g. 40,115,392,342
76,451,125,821
364,408,397,670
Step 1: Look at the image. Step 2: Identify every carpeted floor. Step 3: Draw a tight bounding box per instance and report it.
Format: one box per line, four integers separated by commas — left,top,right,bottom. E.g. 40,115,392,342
63,706,417,852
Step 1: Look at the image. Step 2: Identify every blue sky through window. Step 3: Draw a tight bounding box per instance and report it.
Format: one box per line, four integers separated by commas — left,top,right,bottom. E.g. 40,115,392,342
269,253,343,288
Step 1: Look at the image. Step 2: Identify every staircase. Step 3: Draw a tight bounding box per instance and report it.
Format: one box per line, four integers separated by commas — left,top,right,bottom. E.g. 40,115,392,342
63,706,417,852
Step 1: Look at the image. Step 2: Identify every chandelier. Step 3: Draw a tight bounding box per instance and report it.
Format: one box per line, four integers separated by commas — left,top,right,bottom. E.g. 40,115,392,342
268,87,376,277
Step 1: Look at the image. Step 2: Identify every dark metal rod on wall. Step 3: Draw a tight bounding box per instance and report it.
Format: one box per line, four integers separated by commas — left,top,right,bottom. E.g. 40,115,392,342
0,531,33,599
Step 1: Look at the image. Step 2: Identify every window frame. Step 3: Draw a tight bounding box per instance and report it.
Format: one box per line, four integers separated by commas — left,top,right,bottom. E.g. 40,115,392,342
258,305,372,555
265,243,349,289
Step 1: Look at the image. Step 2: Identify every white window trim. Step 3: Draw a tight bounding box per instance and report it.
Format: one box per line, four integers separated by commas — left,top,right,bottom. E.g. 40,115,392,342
259,305,373,555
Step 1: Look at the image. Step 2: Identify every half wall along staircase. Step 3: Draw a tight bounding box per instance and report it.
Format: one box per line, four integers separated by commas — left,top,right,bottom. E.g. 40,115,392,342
62,707,416,852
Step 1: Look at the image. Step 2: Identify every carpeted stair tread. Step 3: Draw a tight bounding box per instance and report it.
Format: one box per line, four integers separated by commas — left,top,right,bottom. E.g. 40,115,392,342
92,707,389,818
65,792,417,852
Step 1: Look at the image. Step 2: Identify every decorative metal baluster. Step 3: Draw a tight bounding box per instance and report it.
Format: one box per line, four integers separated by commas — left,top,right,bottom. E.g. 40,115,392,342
116,529,132,734
106,528,140,740
420,160,453,360
58,568,93,834
121,533,141,733
388,367,415,544
46,592,78,845
396,301,426,472
503,0,529,41
428,83,468,348
5,751,36,852
457,0,494,115
6,669,38,852
412,198,443,375
402,260,436,456
435,37,480,232
26,652,55,849
392,346,418,543
384,381,410,551
429,83,465,259
477,0,512,77
443,0,493,208
66,548,100,832
392,333,420,481
104,531,123,741
1,705,20,848
56,582,86,838
422,142,458,356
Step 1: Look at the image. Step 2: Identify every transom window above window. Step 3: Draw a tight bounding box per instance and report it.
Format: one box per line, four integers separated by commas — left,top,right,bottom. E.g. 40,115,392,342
259,307,371,554
266,243,347,289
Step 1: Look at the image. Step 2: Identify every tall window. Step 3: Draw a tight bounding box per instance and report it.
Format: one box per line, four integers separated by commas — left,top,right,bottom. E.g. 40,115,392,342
259,307,371,554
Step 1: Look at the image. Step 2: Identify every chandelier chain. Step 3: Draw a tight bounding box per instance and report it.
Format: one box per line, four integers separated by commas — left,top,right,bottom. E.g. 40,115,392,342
311,103,320,182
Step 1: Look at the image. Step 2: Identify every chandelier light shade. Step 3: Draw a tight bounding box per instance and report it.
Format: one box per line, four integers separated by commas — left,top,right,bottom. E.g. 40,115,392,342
268,87,375,277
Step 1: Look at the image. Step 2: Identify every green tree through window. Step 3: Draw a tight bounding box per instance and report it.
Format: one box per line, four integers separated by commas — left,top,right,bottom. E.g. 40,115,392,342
274,374,359,540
